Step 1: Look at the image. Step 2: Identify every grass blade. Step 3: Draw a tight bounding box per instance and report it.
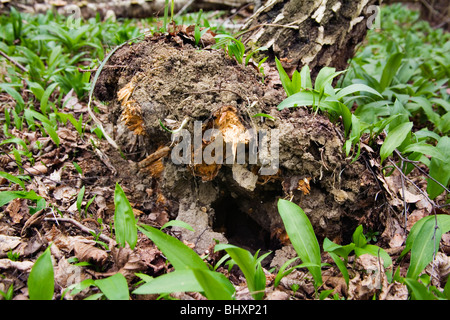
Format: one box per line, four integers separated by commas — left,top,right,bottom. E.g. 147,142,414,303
114,183,137,249
380,121,413,163
94,273,129,300
28,246,54,300
277,199,322,287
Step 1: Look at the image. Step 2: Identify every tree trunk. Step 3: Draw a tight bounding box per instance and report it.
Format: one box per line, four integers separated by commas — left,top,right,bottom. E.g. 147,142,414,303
93,32,383,260
241,0,381,77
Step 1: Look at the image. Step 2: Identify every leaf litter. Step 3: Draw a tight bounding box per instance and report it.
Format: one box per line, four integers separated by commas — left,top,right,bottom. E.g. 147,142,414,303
0,25,448,301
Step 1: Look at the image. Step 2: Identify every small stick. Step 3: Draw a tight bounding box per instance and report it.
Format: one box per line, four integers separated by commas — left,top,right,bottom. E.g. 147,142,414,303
0,50,28,73
44,216,114,243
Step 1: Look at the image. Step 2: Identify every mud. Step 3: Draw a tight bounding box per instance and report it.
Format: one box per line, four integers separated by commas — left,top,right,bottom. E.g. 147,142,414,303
94,33,382,261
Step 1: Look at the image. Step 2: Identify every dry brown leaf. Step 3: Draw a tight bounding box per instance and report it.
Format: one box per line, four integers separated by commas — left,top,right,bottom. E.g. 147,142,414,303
0,235,21,257
74,241,108,266
6,198,26,224
0,259,34,272
23,164,48,175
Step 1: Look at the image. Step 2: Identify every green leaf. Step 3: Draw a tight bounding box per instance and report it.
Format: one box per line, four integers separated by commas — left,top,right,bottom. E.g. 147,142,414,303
314,67,345,93
335,83,383,100
192,269,235,300
380,121,413,163
402,142,446,162
94,273,129,300
160,220,195,232
352,225,367,248
300,65,312,89
77,185,85,213
114,183,137,249
0,84,25,110
40,83,59,115
138,224,207,271
379,52,404,92
28,246,54,300
252,113,275,120
406,215,450,279
277,199,322,287
273,257,299,288
0,171,25,189
133,270,203,295
427,136,450,199
275,57,295,96
215,243,265,299
328,251,350,286
0,190,41,207
403,278,437,300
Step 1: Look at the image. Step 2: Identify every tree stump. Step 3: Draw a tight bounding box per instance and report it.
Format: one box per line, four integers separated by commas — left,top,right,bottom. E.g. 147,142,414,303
93,31,383,258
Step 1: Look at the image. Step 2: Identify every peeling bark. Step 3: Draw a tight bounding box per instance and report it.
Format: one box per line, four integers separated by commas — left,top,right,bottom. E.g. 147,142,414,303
241,0,381,77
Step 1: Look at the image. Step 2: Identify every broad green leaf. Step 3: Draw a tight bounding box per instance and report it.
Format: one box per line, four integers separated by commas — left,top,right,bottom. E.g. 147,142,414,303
40,83,59,115
406,215,450,279
277,91,337,111
133,270,203,295
328,251,350,286
277,199,322,287
352,225,367,248
402,142,446,162
300,65,312,89
403,278,437,300
323,238,355,259
252,113,275,120
94,273,129,300
273,257,300,288
427,136,450,199
0,84,25,110
379,52,404,92
0,171,25,189
138,224,207,271
314,67,336,92
28,246,54,300
380,121,413,163
77,185,85,213
275,57,295,96
114,183,137,249
335,83,383,100
160,220,194,232
0,190,41,207
215,243,265,299
192,269,235,300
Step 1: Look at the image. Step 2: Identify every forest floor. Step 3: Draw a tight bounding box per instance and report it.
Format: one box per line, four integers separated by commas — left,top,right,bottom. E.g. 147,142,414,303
0,4,449,301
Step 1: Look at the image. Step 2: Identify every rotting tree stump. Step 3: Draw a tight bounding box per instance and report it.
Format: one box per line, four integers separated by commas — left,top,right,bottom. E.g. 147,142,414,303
93,32,384,261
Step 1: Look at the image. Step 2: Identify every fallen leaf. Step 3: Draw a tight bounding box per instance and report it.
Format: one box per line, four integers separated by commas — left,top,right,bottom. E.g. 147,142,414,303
0,235,21,257
0,259,34,272
74,241,108,266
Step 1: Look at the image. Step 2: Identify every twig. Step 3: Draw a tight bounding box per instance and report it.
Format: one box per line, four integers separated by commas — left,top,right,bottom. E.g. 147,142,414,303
44,216,114,243
0,50,28,73
388,158,437,209
394,149,450,195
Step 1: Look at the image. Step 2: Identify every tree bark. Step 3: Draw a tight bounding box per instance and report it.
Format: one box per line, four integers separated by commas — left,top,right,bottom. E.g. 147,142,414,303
241,0,381,77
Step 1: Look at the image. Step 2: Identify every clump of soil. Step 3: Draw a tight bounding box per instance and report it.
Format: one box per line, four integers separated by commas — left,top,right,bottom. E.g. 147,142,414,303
94,33,382,258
